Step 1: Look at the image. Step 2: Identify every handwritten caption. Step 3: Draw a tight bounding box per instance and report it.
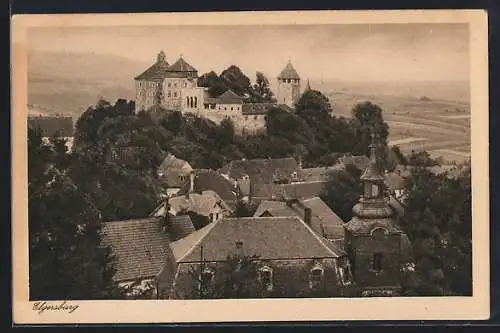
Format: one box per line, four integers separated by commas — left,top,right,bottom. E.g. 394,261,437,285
32,301,80,314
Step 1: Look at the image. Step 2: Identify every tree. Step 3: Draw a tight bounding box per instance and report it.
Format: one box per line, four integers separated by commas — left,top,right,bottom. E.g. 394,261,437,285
295,89,333,122
28,128,123,300
197,71,228,98
320,164,363,222
177,209,211,230
407,150,439,167
350,101,389,156
397,166,472,296
220,65,252,97
250,71,275,103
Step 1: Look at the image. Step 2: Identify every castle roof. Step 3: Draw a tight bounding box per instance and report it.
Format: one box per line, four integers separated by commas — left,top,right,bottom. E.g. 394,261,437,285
134,52,171,81
278,61,300,80
167,56,197,73
170,216,343,263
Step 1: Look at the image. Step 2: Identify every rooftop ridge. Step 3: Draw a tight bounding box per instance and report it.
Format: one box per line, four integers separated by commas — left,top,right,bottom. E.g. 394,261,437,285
176,219,221,263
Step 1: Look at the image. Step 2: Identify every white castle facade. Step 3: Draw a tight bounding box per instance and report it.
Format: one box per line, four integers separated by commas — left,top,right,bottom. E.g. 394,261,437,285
134,51,303,133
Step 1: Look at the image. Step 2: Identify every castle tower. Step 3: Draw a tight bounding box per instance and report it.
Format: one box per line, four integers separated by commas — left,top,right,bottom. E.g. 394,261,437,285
344,132,403,297
134,50,170,112
276,61,301,108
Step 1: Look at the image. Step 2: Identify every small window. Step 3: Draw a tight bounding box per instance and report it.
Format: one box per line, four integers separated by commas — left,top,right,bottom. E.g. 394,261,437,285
184,83,187,88
209,213,214,222
372,253,383,272
167,91,171,98
174,92,178,98
254,115,258,120
174,83,178,88
258,266,273,291
309,264,324,289
224,107,227,111
168,83,171,88
231,107,233,111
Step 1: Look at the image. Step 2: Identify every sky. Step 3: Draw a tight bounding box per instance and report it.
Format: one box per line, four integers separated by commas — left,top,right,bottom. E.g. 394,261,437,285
28,23,469,83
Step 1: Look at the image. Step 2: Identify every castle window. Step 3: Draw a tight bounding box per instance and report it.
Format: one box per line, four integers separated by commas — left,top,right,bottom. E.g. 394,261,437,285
174,83,178,88
194,96,198,108
258,266,274,291
174,92,178,98
254,115,258,120
168,83,171,87
187,97,190,107
231,107,233,111
184,83,187,88
168,91,171,98
224,107,227,111
372,253,383,272
309,264,324,290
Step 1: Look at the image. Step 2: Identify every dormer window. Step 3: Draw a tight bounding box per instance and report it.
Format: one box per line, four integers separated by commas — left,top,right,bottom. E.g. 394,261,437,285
258,266,274,291
309,264,324,290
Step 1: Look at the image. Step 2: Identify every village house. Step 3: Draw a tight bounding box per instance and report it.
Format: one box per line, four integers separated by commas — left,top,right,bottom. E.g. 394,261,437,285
151,173,233,225
249,180,328,204
176,169,241,210
100,217,177,298
157,153,193,196
168,216,356,299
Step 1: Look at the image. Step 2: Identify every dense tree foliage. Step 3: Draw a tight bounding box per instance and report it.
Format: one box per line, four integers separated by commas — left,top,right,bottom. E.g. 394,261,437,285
197,71,229,98
28,127,123,300
397,166,472,296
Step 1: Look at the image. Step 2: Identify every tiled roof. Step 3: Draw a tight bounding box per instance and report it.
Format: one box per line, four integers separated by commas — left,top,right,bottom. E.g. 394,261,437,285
28,116,73,137
164,190,233,216
134,57,171,81
278,62,300,80
219,157,299,184
254,197,345,241
251,181,328,201
101,217,176,282
216,90,243,105
172,216,342,263
158,154,193,174
176,170,239,209
167,56,197,73
242,103,273,115
168,215,196,241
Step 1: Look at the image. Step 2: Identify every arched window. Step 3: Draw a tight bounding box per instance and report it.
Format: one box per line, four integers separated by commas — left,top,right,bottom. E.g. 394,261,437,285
194,96,198,108
189,97,193,108
186,97,190,107
258,266,273,291
309,263,324,290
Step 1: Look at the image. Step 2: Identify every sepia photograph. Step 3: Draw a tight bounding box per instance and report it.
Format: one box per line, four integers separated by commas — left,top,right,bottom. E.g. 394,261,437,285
11,10,489,323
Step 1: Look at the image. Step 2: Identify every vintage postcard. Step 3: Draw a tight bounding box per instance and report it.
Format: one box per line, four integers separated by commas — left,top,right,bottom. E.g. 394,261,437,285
11,10,489,324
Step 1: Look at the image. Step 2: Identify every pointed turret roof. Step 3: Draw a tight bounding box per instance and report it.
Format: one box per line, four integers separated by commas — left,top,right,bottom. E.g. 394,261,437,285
278,61,300,80
134,51,170,81
167,55,197,73
360,134,385,182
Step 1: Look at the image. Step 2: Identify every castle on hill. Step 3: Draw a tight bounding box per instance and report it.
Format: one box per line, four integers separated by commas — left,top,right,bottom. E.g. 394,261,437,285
133,51,304,133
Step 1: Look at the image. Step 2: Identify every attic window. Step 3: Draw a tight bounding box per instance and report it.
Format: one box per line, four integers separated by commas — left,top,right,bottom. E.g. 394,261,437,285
258,266,274,292
309,264,324,290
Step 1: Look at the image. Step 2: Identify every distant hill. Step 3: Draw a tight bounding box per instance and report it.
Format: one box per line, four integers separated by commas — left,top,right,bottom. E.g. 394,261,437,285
28,50,148,117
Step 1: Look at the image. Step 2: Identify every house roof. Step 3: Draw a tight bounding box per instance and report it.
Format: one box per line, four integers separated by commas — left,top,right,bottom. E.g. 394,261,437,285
216,90,243,105
101,217,176,282
253,197,345,241
134,55,171,81
301,165,344,182
171,216,343,263
28,115,73,137
218,157,299,184
167,56,197,73
163,190,233,216
278,62,300,80
158,154,193,174
176,169,239,209
251,181,328,201
242,103,273,115
168,215,196,241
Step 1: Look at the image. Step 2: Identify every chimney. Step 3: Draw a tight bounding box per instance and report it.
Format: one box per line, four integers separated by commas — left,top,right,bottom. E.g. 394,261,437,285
304,207,312,227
